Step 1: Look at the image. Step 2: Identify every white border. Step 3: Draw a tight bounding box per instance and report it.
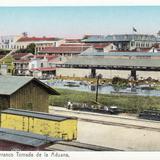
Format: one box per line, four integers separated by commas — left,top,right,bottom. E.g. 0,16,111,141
0,0,159,6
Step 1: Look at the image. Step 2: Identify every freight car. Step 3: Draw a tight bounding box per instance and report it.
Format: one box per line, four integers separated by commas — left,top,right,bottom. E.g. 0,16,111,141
139,109,160,121
0,108,77,141
67,102,122,115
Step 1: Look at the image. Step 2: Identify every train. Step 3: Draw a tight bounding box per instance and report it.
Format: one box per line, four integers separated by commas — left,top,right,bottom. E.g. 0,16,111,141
66,102,122,115
139,109,160,121
67,102,160,122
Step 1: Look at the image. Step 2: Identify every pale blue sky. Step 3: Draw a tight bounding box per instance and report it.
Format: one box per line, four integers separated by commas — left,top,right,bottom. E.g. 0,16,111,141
0,6,160,38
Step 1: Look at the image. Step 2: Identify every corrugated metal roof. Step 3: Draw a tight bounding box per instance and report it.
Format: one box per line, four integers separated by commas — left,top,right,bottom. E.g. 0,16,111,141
82,34,157,42
80,52,160,57
1,108,76,121
65,56,160,68
0,76,33,95
0,76,59,95
0,128,60,147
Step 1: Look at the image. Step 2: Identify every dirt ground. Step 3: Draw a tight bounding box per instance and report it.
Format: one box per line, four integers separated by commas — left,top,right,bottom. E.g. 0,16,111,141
49,106,160,151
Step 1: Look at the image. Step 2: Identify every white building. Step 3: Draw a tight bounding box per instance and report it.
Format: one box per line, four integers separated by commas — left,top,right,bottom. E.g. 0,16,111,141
0,35,22,50
15,37,65,53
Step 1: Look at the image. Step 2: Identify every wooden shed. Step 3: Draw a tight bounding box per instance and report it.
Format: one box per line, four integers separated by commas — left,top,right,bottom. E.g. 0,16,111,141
0,76,59,112
1,108,77,140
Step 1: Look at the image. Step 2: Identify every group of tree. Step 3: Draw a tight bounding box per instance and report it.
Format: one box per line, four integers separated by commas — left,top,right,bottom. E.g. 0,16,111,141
15,43,36,54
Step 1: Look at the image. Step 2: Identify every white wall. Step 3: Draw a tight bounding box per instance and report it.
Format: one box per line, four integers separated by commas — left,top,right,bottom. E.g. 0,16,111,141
56,68,160,80
29,58,48,69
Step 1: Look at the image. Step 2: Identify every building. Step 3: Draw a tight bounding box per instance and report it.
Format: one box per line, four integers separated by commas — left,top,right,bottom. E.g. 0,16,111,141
60,43,117,52
13,53,34,75
0,76,59,112
0,55,14,75
39,45,96,57
82,34,157,51
15,36,65,53
0,128,60,151
13,53,60,77
28,54,58,78
1,108,77,141
0,35,22,50
56,51,160,79
64,38,82,44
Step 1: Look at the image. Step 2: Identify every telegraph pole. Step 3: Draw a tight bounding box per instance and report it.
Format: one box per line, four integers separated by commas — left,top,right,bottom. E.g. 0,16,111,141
96,75,100,102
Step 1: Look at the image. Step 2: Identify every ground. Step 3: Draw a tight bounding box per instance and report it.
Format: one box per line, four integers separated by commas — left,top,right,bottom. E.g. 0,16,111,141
50,106,160,151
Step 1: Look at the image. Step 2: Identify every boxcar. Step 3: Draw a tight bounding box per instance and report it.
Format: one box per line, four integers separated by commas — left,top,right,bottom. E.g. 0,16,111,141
0,108,77,141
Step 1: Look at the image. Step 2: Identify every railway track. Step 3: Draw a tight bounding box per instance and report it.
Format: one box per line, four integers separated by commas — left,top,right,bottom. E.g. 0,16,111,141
50,107,160,132
79,118,160,132
47,141,121,151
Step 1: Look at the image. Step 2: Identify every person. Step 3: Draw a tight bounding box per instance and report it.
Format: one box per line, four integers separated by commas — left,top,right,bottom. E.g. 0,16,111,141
67,101,73,109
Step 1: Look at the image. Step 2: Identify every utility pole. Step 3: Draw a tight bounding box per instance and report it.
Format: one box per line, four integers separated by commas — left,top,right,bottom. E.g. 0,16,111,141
96,75,100,102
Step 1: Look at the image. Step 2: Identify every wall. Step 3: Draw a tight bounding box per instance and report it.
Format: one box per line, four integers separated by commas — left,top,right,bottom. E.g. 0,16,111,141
1,113,77,141
0,95,10,110
56,68,160,80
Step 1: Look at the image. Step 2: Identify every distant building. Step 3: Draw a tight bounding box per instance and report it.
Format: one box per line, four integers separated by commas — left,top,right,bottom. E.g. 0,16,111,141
15,36,65,53
39,45,96,57
82,34,157,51
64,38,82,44
29,54,57,78
0,35,23,50
13,53,33,75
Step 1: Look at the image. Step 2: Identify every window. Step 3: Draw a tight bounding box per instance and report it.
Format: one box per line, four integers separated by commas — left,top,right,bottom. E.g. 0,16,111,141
40,63,43,67
32,64,35,68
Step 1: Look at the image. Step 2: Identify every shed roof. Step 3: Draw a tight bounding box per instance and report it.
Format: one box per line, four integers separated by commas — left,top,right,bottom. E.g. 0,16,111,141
65,56,160,68
80,51,160,57
82,34,157,42
1,108,76,121
0,128,60,147
0,76,59,95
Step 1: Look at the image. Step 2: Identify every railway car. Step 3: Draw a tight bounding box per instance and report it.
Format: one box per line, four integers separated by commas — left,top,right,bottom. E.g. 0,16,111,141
139,109,160,121
67,102,122,115
0,108,77,141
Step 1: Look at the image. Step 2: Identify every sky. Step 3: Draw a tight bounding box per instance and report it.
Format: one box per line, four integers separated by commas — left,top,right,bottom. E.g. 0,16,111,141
0,6,160,38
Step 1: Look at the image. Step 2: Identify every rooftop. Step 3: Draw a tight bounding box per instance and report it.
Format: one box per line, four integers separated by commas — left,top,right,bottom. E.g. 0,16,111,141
12,53,33,60
80,51,160,57
39,46,90,54
17,37,61,42
31,67,56,71
64,55,160,68
0,128,60,147
82,34,157,42
1,108,76,121
0,76,59,95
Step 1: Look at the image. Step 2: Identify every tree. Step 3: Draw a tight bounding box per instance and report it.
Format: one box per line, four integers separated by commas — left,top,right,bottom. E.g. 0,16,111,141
26,43,36,54
16,43,36,54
